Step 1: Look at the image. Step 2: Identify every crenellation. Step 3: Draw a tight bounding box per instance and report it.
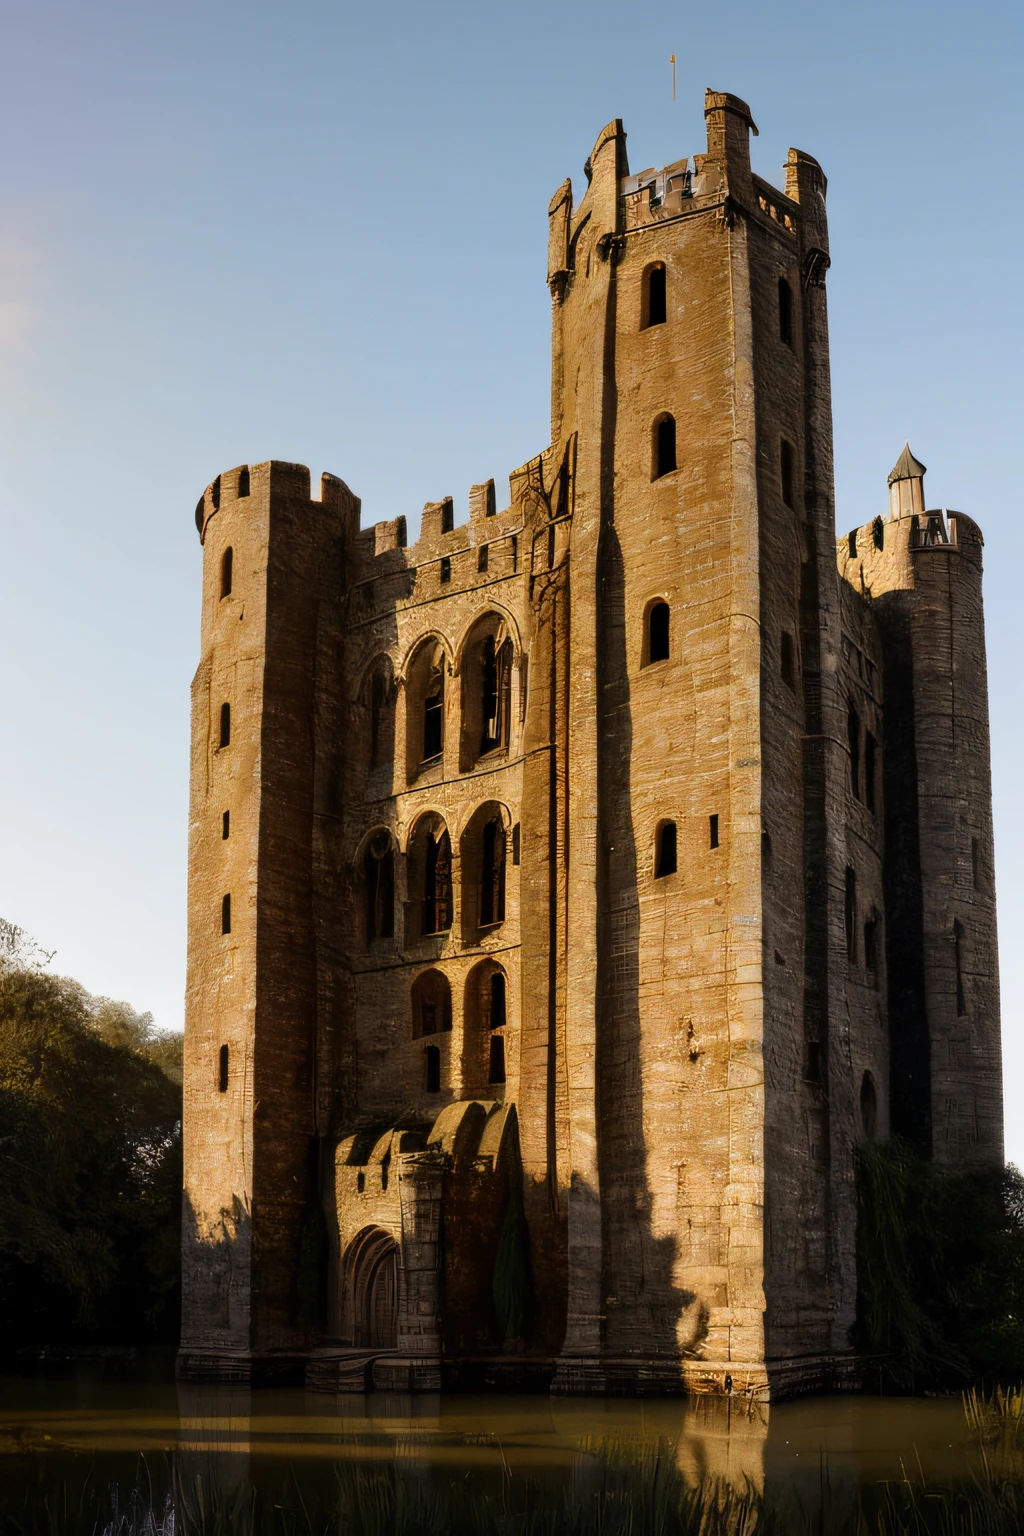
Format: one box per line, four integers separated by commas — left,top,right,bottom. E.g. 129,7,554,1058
181,93,1001,1398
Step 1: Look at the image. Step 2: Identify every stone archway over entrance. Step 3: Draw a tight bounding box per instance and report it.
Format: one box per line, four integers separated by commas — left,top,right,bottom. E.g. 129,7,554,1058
343,1226,398,1349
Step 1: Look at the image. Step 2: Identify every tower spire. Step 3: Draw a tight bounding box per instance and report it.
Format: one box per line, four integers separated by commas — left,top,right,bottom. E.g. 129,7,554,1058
888,441,926,519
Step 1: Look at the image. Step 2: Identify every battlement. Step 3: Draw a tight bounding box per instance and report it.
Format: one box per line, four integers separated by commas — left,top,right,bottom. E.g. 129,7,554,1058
194,460,359,544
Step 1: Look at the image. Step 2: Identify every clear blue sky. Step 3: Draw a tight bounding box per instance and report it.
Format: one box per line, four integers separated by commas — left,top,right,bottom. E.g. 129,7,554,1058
2,0,1022,1153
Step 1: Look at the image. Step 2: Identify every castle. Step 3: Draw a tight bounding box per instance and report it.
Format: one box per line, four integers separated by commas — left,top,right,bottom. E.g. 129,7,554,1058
179,91,1002,1398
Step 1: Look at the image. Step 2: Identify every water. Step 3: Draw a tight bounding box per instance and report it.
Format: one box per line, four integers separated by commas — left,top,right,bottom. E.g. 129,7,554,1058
0,1363,994,1531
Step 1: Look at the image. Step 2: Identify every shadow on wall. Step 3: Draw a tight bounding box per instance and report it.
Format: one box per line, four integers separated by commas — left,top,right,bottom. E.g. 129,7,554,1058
596,515,700,1361
180,1194,253,1352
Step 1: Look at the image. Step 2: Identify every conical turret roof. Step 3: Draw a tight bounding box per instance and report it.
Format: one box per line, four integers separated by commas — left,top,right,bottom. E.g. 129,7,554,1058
887,442,927,487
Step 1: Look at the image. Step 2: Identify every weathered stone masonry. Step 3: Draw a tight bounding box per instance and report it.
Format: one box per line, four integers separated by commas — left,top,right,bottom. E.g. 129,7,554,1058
179,90,1002,1398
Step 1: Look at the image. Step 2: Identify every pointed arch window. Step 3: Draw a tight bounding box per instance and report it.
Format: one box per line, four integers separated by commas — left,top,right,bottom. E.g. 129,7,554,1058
480,817,506,926
364,831,394,942
423,829,453,934
412,968,452,1038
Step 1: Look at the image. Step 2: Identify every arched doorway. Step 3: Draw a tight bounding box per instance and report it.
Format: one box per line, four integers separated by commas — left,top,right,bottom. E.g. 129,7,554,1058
345,1226,399,1348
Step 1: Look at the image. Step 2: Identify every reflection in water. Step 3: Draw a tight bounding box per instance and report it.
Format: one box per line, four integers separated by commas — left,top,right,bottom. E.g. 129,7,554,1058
0,1372,985,1528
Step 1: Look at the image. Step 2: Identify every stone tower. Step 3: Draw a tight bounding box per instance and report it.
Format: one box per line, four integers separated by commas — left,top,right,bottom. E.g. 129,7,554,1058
179,92,1001,1397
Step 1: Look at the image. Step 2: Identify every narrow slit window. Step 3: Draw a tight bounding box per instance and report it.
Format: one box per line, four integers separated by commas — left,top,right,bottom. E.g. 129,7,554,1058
781,440,795,508
972,837,982,890
655,821,677,878
485,482,496,517
237,466,250,498
653,414,677,479
848,530,858,558
220,546,233,598
439,555,451,584
222,809,230,840
844,868,857,962
218,1044,229,1093
781,632,795,688
221,893,231,935
423,664,444,760
490,972,507,1030
478,543,489,573
480,818,506,926
643,263,667,328
488,1034,506,1085
364,831,395,942
440,498,454,533
848,708,860,800
422,829,453,934
512,822,521,866
954,922,966,1016
778,277,793,346
646,602,670,664
425,1045,441,1093
219,702,231,748
865,732,877,813
709,814,719,850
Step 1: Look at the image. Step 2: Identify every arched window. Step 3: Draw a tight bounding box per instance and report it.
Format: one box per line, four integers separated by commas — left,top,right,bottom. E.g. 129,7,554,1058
848,708,860,800
220,547,233,598
860,1071,877,1139
645,601,670,665
655,821,677,878
480,817,506,926
425,1045,441,1093
844,868,857,962
218,1044,229,1093
781,631,796,688
423,660,444,761
778,277,793,346
364,831,395,942
781,440,795,507
412,969,452,1038
462,961,509,1095
422,828,453,934
642,262,667,328
221,893,231,935
480,634,513,754
653,414,676,479
219,702,231,748
954,921,966,1016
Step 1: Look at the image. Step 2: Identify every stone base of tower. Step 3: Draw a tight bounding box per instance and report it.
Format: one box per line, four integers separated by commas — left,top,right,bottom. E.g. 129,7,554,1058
176,1348,308,1386
552,1351,859,1402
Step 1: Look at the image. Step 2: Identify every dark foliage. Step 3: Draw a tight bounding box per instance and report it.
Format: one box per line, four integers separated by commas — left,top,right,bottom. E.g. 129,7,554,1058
855,1137,1024,1389
0,965,182,1348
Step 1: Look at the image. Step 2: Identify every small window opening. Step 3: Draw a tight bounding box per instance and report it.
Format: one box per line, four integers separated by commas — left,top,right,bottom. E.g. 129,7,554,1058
781,440,795,508
844,867,857,962
781,632,795,688
356,1171,365,1193
485,482,496,517
490,971,507,1030
778,277,793,346
222,809,230,840
972,837,982,890
220,546,233,598
646,601,670,664
425,1045,441,1093
422,830,453,934
864,732,876,813
653,414,677,479
864,916,878,974
954,921,966,1016
440,498,454,533
709,814,719,850
439,555,451,584
488,1034,506,1085
762,827,773,868
237,466,250,498
370,671,387,768
480,818,506,926
219,702,231,748
221,893,231,935
860,1072,878,1139
848,708,860,800
872,517,884,551
396,516,408,548
512,823,521,866
547,522,556,568
364,831,395,942
478,544,489,573
423,663,444,761
655,821,677,878
848,530,858,559
218,1043,229,1093
643,263,667,328
480,635,512,754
